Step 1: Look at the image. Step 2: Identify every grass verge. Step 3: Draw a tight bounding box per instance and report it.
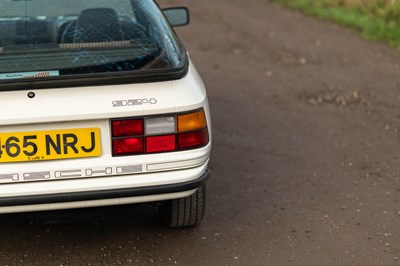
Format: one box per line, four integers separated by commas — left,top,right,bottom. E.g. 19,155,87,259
273,0,400,50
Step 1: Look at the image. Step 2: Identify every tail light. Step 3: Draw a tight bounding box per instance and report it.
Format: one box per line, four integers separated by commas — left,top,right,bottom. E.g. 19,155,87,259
112,119,143,137
111,109,209,156
113,137,144,156
178,128,209,150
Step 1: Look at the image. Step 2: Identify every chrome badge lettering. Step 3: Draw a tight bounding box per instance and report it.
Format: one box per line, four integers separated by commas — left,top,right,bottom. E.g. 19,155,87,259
55,170,82,178
0,174,19,181
0,164,144,183
113,98,157,107
24,172,51,181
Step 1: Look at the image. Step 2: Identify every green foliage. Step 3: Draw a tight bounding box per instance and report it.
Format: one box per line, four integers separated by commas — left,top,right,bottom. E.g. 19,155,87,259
274,0,400,49
327,0,400,23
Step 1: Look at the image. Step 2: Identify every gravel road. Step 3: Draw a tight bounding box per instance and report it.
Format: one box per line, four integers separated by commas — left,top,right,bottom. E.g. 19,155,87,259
1,0,400,265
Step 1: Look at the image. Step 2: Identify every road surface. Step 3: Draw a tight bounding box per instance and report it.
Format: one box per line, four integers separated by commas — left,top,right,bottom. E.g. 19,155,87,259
1,0,400,265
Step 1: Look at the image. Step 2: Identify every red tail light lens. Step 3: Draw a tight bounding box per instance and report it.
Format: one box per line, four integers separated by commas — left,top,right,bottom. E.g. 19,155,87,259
146,135,176,153
178,128,209,150
113,138,144,156
111,109,209,156
112,119,143,137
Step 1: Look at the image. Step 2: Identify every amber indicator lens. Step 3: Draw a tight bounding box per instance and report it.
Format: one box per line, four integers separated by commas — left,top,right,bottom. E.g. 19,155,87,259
178,110,207,133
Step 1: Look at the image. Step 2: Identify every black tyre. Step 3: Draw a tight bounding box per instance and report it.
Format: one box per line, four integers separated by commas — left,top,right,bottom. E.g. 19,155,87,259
159,185,206,228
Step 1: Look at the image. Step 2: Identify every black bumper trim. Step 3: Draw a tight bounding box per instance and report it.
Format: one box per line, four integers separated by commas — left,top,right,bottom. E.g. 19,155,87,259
0,169,210,207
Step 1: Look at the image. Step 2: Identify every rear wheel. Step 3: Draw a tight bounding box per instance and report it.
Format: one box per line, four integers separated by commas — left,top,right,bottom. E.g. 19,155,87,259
159,185,206,228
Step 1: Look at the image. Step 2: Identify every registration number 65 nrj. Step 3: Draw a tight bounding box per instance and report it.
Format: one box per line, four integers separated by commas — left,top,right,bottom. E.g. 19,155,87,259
0,128,101,163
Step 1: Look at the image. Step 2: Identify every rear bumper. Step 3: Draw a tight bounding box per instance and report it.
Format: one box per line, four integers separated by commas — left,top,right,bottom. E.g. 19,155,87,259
0,169,210,208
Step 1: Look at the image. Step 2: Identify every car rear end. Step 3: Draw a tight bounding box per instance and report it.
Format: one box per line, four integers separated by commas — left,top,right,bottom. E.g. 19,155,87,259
0,0,211,227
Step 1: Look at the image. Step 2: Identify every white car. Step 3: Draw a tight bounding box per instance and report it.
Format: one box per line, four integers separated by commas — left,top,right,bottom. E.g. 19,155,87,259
0,0,211,228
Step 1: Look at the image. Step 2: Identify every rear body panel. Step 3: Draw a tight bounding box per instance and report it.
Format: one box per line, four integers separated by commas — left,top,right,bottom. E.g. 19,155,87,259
0,62,211,212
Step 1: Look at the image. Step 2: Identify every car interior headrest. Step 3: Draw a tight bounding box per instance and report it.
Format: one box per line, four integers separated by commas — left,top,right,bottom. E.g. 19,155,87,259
74,8,122,43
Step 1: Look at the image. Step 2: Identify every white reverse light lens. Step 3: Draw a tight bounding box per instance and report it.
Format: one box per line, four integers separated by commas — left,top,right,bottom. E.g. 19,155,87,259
145,116,176,135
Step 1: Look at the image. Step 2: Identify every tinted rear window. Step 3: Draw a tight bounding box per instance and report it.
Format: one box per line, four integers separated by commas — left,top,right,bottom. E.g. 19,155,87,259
0,0,182,82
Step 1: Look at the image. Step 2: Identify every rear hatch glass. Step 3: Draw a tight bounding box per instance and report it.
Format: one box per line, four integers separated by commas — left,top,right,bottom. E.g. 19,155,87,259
0,0,184,87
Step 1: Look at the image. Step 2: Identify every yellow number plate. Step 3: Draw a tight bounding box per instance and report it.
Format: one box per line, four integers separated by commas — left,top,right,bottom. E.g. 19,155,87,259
0,128,101,163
